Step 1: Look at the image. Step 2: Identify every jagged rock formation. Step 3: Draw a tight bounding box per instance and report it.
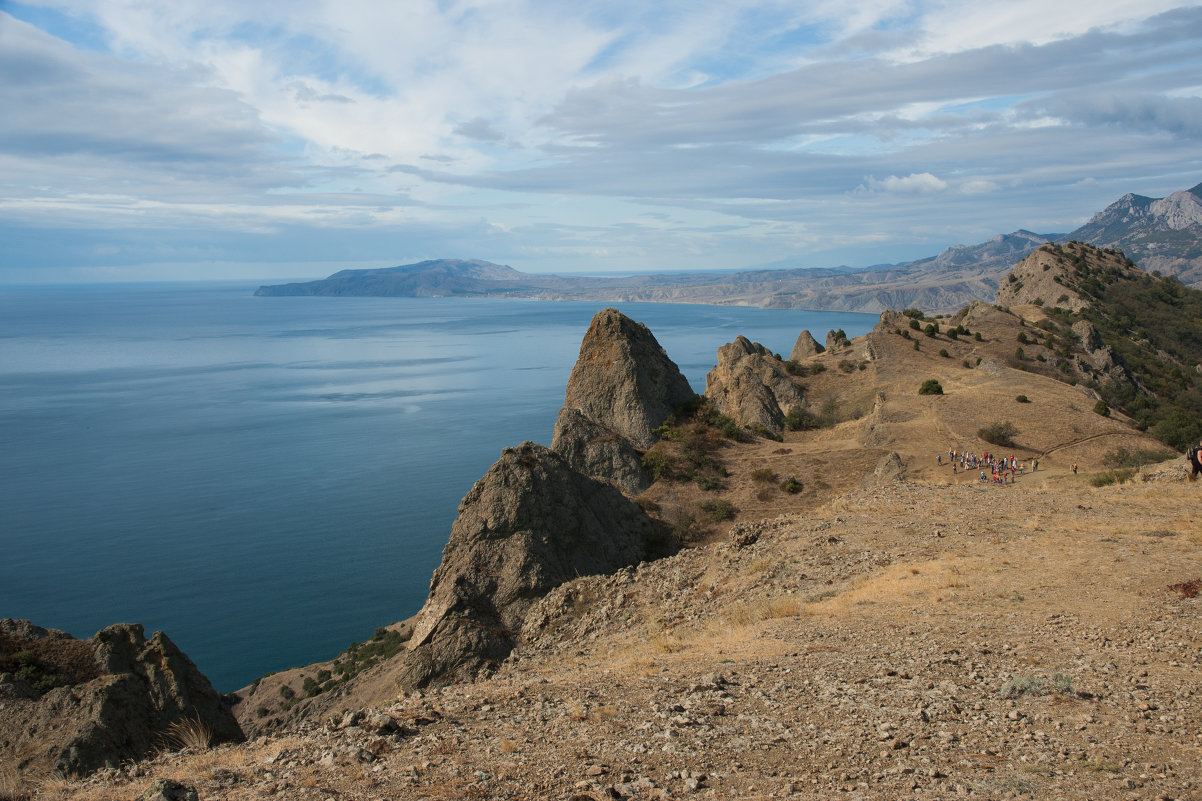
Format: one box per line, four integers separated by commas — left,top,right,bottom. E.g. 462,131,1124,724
825,329,851,351
704,336,805,438
789,330,824,360
0,620,243,783
550,308,695,491
394,443,660,690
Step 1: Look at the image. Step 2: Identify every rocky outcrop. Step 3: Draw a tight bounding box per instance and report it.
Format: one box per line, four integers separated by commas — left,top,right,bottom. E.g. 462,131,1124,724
789,330,824,361
825,329,851,351
704,336,805,438
550,408,650,495
551,308,695,489
0,620,243,783
394,443,661,690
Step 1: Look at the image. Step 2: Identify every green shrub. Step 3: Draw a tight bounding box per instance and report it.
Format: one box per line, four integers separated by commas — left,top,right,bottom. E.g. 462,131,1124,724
278,685,294,700
909,318,921,330
978,421,1018,447
784,405,819,431
938,348,949,358
974,331,984,341
1093,399,1110,417
810,362,827,374
693,474,723,491
1016,395,1030,403
902,308,925,319
924,323,938,337
1015,347,1025,361
781,476,802,494
918,379,943,395
701,499,736,521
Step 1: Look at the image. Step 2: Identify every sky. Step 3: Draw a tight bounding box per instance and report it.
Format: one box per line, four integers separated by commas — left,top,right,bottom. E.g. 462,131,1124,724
2,0,1202,282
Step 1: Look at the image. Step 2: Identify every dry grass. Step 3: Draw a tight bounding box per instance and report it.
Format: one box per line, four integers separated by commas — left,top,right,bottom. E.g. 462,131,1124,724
724,594,806,627
162,716,213,752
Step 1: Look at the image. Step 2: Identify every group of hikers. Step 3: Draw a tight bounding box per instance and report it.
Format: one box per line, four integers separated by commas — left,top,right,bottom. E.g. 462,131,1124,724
937,448,1037,484
937,443,1202,482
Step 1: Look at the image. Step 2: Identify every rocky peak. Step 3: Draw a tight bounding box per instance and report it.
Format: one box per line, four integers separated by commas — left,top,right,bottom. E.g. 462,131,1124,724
0,620,243,783
393,443,661,690
557,309,695,450
704,337,805,438
551,308,695,491
995,245,1090,311
790,330,825,361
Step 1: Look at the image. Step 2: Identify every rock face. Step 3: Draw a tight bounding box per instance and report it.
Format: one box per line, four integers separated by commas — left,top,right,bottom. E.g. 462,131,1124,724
0,620,243,783
550,408,650,495
551,308,695,490
789,330,825,361
555,309,695,450
394,443,660,690
704,336,805,438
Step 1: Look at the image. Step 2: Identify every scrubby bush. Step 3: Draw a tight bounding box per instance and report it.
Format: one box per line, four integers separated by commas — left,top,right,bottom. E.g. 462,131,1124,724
938,348,950,358
1093,399,1110,417
750,468,778,483
1090,468,1136,487
918,379,944,395
1016,395,1030,403
978,421,1018,447
781,476,802,494
701,499,736,521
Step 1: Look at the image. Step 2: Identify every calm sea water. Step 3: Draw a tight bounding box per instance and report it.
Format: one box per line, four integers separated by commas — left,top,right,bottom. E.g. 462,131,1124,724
0,282,875,691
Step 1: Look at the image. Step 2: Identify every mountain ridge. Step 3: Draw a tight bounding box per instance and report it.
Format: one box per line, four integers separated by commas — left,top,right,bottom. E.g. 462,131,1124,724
254,181,1202,313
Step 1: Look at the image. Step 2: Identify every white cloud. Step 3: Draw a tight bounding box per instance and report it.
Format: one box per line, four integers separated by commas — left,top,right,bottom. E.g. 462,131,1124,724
861,173,949,194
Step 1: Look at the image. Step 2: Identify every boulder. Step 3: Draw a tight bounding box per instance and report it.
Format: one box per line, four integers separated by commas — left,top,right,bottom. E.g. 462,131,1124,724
704,336,806,438
395,443,661,689
789,330,825,361
0,620,243,783
550,408,650,494
555,308,695,450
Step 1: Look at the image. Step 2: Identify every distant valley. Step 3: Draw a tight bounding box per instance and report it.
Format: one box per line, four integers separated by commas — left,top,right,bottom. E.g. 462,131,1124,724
256,182,1202,313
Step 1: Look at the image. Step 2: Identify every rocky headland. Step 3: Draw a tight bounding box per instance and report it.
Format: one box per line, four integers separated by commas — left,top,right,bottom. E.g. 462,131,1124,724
9,245,1202,801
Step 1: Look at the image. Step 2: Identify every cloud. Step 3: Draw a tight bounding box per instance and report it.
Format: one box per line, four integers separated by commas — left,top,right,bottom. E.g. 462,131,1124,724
860,173,949,194
3,1,1202,279
453,117,505,142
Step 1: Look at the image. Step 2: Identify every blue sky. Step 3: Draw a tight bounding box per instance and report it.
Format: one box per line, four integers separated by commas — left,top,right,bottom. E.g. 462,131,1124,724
2,0,1201,282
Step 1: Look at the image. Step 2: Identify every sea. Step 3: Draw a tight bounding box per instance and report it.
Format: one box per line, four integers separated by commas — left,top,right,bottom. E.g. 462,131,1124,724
0,282,876,691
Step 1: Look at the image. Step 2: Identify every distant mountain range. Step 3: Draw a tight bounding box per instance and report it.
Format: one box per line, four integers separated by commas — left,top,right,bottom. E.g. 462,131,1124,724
255,182,1202,313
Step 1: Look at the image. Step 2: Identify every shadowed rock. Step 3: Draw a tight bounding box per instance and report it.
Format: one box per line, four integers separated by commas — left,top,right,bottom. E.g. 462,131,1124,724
704,336,805,438
395,443,660,690
0,620,243,783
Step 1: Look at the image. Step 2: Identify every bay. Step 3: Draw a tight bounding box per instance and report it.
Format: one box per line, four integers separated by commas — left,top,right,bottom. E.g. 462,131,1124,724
0,282,876,690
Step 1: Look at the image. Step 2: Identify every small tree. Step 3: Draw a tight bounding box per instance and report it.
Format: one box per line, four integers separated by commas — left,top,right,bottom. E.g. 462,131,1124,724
919,379,944,395
1093,399,1110,417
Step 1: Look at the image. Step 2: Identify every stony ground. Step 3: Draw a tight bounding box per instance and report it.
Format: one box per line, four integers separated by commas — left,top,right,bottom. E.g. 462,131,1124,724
40,472,1202,801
